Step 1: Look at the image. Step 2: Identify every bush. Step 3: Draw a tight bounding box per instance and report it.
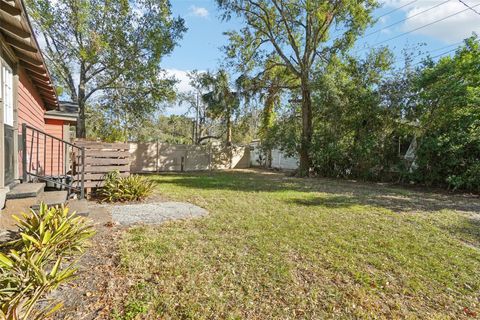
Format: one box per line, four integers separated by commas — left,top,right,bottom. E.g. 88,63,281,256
0,203,94,320
99,171,155,202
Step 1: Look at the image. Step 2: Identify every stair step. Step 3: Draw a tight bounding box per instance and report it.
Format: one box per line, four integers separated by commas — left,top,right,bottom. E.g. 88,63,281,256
66,199,89,217
6,183,45,200
30,191,68,210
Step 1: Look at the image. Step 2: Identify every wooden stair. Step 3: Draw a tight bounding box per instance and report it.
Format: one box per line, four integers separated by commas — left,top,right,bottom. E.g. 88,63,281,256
0,183,90,239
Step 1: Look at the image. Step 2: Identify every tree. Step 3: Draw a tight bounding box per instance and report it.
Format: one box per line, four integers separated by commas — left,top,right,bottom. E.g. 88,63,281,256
412,36,480,191
310,49,396,179
217,0,379,175
178,70,213,144
26,0,186,137
202,70,240,146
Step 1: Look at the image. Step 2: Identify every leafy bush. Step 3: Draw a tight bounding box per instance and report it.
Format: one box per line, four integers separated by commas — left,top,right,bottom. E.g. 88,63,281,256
0,204,94,320
99,171,155,202
411,37,480,192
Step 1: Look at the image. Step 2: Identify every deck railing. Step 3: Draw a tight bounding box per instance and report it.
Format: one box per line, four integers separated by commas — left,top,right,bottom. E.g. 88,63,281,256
21,123,85,199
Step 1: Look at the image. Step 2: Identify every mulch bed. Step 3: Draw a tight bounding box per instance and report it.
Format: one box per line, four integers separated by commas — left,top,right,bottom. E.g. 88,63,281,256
49,206,129,320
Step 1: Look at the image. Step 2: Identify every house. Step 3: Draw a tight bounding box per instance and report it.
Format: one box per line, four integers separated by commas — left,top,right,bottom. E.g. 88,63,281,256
0,0,79,208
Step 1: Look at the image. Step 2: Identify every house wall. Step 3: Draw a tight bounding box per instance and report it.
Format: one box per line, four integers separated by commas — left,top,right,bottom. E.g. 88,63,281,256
17,67,45,131
16,67,47,178
45,119,65,176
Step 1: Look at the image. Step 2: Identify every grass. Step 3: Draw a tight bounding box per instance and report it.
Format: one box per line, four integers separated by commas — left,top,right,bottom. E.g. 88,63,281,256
115,170,480,319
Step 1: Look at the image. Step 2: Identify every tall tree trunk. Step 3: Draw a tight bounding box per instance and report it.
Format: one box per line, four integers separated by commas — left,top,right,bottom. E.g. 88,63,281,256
76,65,87,138
299,76,312,176
226,116,232,146
76,100,86,138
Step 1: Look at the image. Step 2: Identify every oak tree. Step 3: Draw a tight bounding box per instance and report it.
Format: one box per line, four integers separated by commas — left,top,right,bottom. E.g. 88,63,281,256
26,0,186,137
217,0,378,175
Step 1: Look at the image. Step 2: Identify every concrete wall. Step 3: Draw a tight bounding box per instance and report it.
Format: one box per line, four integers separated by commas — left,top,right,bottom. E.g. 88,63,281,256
129,143,250,172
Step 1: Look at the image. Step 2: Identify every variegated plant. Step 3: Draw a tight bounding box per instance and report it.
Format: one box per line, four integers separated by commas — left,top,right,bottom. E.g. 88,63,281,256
0,203,95,320
99,171,155,203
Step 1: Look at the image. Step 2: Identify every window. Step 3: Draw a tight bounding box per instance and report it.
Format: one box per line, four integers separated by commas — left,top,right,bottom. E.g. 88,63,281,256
2,64,13,127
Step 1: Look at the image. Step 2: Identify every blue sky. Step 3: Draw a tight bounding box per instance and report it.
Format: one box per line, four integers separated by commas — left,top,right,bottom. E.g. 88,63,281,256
164,0,480,115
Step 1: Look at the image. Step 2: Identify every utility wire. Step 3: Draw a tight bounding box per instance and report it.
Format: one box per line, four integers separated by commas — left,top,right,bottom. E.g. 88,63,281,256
458,0,480,16
414,47,459,66
363,3,480,49
364,0,451,38
377,0,419,19
429,47,459,59
428,41,463,53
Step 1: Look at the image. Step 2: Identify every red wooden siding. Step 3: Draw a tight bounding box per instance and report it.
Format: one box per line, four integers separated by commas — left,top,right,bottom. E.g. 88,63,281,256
17,67,46,131
45,119,65,176
17,67,46,177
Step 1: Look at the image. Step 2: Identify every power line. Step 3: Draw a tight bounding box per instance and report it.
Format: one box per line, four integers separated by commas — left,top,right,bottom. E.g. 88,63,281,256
364,0,451,38
428,41,463,53
414,47,459,66
429,47,458,59
365,3,480,48
377,0,419,19
458,0,480,16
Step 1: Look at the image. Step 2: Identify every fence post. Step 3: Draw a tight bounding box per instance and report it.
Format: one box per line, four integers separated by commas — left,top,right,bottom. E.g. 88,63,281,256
80,147,85,199
155,140,159,172
208,144,212,172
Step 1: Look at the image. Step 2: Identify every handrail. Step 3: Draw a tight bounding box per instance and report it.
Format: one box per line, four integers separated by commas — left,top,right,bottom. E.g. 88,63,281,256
21,123,85,199
23,124,79,148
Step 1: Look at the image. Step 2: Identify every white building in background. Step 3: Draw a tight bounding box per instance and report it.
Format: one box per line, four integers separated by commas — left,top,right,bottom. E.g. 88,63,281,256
250,141,299,170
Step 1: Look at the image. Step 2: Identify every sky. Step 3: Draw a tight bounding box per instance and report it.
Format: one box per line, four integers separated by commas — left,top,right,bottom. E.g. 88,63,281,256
164,0,480,115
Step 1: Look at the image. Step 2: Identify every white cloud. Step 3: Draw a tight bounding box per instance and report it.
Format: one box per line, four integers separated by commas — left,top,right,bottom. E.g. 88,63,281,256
189,5,209,18
164,69,207,116
166,69,193,93
383,0,480,43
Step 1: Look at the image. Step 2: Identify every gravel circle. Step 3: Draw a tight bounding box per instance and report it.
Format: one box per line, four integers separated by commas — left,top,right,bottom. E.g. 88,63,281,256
110,202,208,226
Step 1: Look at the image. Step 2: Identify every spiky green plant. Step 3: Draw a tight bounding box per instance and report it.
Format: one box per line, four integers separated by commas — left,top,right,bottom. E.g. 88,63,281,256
0,204,94,320
99,171,155,202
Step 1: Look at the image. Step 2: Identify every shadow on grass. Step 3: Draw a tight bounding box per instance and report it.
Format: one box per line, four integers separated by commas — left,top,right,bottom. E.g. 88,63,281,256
443,216,480,248
149,170,480,214
287,195,358,209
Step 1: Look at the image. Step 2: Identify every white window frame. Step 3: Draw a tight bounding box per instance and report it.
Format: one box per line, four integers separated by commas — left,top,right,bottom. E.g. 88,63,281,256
2,64,14,127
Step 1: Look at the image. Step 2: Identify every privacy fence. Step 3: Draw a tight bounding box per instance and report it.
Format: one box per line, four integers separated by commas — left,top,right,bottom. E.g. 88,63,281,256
129,143,250,173
74,140,130,189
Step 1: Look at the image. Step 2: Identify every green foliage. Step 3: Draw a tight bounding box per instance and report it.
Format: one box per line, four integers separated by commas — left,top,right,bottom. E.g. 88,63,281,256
26,0,186,137
88,108,195,144
99,171,155,202
133,115,196,144
202,70,240,145
261,35,479,192
412,37,480,192
218,0,380,173
308,49,402,180
0,204,94,320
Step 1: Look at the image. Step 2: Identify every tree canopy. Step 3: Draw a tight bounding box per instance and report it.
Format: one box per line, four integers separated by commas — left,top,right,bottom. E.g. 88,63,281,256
217,0,379,175
26,0,186,137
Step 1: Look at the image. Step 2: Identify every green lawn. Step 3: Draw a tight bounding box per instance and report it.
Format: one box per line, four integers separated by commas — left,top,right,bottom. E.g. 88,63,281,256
115,170,480,319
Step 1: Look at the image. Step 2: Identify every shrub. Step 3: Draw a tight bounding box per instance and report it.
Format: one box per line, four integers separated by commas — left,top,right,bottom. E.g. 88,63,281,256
0,203,94,320
99,171,155,202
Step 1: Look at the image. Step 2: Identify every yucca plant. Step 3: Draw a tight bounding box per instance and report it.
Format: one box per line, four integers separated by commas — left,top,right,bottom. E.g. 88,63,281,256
0,203,94,320
99,171,155,202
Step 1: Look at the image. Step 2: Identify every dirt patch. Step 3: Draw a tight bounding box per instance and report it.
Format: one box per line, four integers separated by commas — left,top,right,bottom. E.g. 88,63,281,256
49,205,127,320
